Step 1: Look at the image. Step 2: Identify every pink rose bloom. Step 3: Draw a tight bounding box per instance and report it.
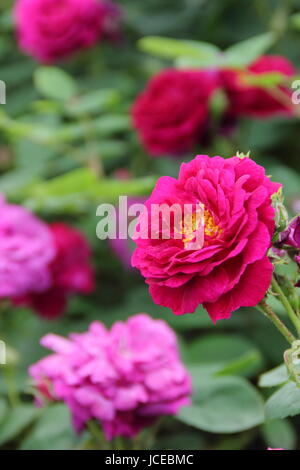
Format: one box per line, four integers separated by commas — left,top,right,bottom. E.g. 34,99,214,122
221,55,296,118
132,155,280,322
14,0,121,63
132,69,219,157
14,223,94,319
29,314,192,440
0,197,55,298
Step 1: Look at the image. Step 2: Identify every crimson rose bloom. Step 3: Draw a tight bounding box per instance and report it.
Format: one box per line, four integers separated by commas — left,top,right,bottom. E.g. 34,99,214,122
14,0,121,63
132,155,280,322
14,223,94,319
132,69,219,156
221,55,296,118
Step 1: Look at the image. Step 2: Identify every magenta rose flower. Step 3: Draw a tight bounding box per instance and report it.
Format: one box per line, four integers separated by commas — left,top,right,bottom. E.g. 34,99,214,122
132,155,280,322
221,55,296,118
14,222,94,319
14,0,121,63
29,314,191,440
0,197,55,298
132,69,219,157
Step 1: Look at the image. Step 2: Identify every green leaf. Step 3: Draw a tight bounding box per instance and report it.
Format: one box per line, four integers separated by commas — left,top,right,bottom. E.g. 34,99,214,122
14,139,55,170
262,419,296,450
0,405,38,446
20,404,76,450
0,11,13,32
187,334,259,364
187,354,263,390
30,168,155,200
267,165,300,197
290,13,300,31
25,170,156,213
30,167,98,199
187,334,262,375
177,376,265,433
34,67,78,102
187,364,225,392
265,382,300,420
222,32,276,68
65,89,121,117
53,115,130,143
259,364,288,388
90,177,155,199
71,140,129,163
138,36,220,61
216,350,263,378
0,112,130,145
0,398,7,423
175,55,219,69
0,169,40,198
0,373,27,395
241,72,286,88
1,62,35,87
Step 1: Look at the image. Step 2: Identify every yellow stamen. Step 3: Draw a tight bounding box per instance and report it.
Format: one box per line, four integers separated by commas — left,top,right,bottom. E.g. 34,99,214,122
181,212,200,246
178,205,222,249
204,210,223,238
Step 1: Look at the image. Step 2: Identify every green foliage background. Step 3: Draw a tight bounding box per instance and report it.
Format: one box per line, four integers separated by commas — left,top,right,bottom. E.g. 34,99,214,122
0,0,300,450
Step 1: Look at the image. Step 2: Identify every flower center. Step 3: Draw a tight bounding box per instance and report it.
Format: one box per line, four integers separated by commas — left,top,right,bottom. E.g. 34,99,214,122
204,209,222,238
179,207,222,249
181,212,200,246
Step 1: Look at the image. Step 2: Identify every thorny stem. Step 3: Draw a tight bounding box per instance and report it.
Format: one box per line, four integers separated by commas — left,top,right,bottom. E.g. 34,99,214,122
257,300,296,345
272,277,300,337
